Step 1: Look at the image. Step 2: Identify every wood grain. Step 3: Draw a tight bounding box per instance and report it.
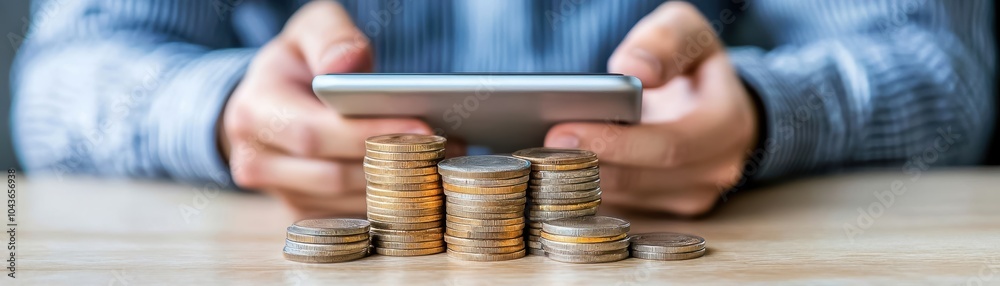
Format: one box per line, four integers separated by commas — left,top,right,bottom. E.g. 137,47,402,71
16,168,1000,285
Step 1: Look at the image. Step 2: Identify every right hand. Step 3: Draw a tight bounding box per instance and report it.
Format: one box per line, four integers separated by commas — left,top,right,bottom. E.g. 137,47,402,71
219,1,432,219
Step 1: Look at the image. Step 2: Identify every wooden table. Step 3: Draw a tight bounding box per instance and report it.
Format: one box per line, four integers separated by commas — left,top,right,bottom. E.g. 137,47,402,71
16,168,1000,285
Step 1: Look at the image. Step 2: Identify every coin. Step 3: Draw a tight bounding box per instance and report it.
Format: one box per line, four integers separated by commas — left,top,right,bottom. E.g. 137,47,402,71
447,248,526,261
444,235,523,247
367,205,442,217
372,240,444,249
444,190,526,201
529,188,601,199
528,247,546,256
283,247,368,263
529,174,600,185
364,157,439,169
531,167,599,179
527,207,598,220
446,222,524,233
530,159,598,171
437,155,531,179
446,209,523,219
287,218,370,236
541,216,630,237
527,228,541,236
544,249,628,263
367,213,442,223
364,164,438,176
365,134,446,153
365,149,445,161
445,215,524,226
629,232,706,254
366,194,442,203
443,183,527,194
367,181,441,191
366,199,443,210
442,176,529,187
370,227,442,236
631,248,706,260
446,196,527,207
375,246,445,256
529,180,600,192
527,235,539,242
286,232,370,244
529,199,601,211
447,243,525,254
539,232,628,243
530,195,602,205
446,202,523,213
512,148,596,165
367,220,442,231
445,228,522,239
367,187,443,198
539,237,631,252
527,240,542,249
542,246,630,256
365,173,441,184
529,222,543,229
284,239,370,253
370,232,443,243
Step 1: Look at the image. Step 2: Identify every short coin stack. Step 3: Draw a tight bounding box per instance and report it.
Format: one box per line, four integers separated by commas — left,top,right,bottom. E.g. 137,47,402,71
439,155,531,261
283,219,371,263
512,148,601,255
629,232,707,260
363,134,447,256
539,216,631,263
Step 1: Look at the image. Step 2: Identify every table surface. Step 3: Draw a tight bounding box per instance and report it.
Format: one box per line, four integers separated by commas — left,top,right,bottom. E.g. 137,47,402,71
16,168,1000,285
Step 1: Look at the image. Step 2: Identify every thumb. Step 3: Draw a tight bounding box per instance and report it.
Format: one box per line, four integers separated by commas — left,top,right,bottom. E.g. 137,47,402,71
608,2,720,87
283,1,373,75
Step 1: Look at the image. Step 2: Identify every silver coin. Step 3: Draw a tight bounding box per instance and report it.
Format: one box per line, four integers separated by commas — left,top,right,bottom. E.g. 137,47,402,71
447,196,527,206
437,155,531,179
284,239,370,253
531,167,600,179
527,240,542,249
511,148,597,165
444,190,526,200
529,180,601,192
528,247,546,256
446,202,524,213
527,207,598,220
629,232,707,253
287,218,370,236
447,209,524,219
539,237,631,252
530,195,602,205
542,216,630,237
529,175,600,185
529,188,601,200
544,249,629,264
442,175,530,187
542,246,630,256
283,247,369,263
631,248,706,260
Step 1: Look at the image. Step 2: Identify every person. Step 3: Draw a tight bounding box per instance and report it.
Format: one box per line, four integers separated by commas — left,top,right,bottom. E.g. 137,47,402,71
11,0,995,218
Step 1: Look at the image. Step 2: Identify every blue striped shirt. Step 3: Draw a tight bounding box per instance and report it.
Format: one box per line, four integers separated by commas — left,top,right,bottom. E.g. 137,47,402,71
11,0,995,186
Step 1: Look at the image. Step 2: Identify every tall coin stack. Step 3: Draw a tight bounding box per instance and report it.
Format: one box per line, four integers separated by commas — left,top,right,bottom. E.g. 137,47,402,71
364,134,447,256
439,155,531,261
512,148,601,255
539,216,631,263
283,219,372,263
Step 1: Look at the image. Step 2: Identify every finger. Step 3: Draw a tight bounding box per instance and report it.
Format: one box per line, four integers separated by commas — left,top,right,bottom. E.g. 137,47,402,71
284,0,372,74
545,123,680,168
603,188,719,217
608,1,720,87
230,148,366,197
281,193,367,219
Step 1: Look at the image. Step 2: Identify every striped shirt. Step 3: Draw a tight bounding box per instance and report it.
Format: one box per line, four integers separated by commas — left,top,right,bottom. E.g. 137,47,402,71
11,0,995,187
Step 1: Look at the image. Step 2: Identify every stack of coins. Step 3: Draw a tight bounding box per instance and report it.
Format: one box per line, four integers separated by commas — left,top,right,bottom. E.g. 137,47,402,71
512,148,601,255
439,155,531,261
363,134,447,256
539,216,631,263
630,232,707,260
283,219,372,263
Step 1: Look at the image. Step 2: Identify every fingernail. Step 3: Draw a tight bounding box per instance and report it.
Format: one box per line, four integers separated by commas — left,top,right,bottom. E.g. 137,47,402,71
548,135,579,148
630,48,663,79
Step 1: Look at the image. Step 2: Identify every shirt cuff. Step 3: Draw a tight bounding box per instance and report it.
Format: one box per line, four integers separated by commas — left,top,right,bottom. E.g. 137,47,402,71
150,48,257,187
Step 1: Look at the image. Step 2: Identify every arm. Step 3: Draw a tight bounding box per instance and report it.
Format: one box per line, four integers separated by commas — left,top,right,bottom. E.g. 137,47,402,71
11,0,256,184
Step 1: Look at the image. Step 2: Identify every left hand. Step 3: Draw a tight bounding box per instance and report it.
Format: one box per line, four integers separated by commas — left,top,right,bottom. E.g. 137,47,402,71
545,2,758,216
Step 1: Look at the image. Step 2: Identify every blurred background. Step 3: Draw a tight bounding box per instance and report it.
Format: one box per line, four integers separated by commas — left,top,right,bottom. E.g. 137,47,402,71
1,1,29,171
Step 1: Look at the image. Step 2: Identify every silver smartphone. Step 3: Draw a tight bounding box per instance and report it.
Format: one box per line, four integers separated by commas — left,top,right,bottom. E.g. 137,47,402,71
313,73,642,153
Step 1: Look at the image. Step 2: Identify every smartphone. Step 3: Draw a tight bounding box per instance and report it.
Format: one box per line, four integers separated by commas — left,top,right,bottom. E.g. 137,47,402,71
313,73,642,153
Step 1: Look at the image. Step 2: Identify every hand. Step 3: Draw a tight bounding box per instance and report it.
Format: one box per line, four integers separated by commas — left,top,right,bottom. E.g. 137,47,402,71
219,1,431,219
545,2,758,216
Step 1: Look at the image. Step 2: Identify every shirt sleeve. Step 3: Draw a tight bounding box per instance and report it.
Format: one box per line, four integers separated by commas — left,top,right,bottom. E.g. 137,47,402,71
11,0,258,185
728,0,996,182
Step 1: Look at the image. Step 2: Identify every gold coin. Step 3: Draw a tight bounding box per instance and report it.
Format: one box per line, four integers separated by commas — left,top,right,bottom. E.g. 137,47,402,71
445,228,522,239
445,215,524,226
531,167,600,179
367,220,442,231
375,246,445,256
443,190,525,200
371,227,443,236
443,183,527,194
366,186,442,198
447,243,525,254
370,232,443,243
364,157,438,169
443,235,523,247
367,205,442,217
446,196,526,207
529,199,601,211
365,173,441,184
529,188,601,199
512,147,597,165
366,199,443,210
283,247,368,263
286,232,370,244
528,222,543,229
364,164,438,176
372,240,444,249
442,176,529,187
446,221,524,233
366,149,444,161
445,202,524,214
367,212,442,223
527,207,599,220
367,194,442,203
447,248,526,261
284,239,370,253
528,180,601,192
365,134,446,153
446,209,522,219
531,159,599,171
539,232,628,243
